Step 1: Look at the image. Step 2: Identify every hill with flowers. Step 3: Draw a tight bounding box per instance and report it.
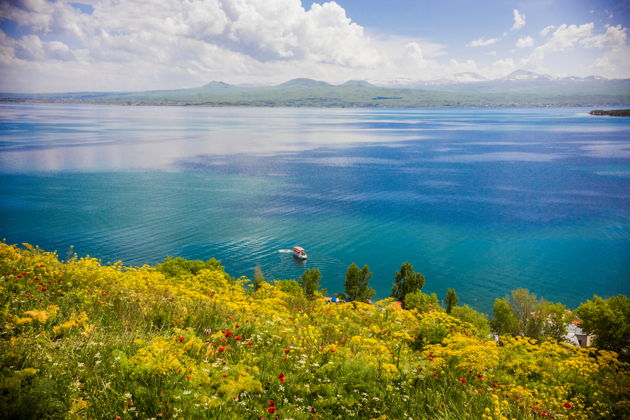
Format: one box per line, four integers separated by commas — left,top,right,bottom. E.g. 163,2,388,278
0,243,628,419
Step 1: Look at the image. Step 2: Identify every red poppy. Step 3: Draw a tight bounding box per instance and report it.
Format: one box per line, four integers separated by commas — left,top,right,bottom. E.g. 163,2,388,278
476,389,483,393
563,403,572,409
16,274,22,278
40,286,47,291
279,373,286,382
225,330,233,338
267,407,277,413
218,346,226,352
477,373,483,379
235,335,241,340
268,400,275,407
178,336,185,342
284,349,290,354
222,373,228,377
433,372,438,377
459,378,467,383
235,324,240,328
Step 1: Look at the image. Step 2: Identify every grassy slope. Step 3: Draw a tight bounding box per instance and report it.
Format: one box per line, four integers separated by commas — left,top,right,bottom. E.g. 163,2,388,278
0,243,628,419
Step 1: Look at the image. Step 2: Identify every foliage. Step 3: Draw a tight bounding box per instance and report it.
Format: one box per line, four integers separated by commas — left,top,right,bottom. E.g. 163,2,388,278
156,256,222,277
490,298,520,337
299,268,322,299
490,290,574,342
575,295,630,359
273,279,303,296
0,243,628,420
391,262,425,305
341,263,375,302
451,305,491,339
444,288,458,313
253,264,265,291
404,290,441,314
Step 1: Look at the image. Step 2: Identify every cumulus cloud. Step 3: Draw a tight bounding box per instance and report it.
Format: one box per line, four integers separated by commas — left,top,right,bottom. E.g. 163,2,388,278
512,9,526,30
516,36,534,48
581,24,626,48
0,1,628,91
539,25,555,37
0,0,386,91
467,37,500,47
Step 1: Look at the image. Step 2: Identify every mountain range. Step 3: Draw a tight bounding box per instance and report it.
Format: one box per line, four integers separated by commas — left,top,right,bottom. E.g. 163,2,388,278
2,70,629,108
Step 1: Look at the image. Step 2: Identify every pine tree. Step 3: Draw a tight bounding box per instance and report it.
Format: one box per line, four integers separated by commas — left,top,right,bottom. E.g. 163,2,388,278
343,263,375,302
299,268,321,299
391,262,425,305
444,288,459,313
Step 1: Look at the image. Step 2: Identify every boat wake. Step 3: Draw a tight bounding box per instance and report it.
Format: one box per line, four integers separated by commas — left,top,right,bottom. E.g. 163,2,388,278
278,249,293,253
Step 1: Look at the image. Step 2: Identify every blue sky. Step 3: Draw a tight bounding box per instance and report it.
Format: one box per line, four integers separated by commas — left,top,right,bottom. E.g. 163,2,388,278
0,0,628,92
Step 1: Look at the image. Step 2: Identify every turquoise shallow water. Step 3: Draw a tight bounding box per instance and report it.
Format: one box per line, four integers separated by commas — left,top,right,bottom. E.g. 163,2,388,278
1,104,629,311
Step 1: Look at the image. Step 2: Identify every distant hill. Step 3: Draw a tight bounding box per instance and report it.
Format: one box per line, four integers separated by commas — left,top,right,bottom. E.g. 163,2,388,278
2,70,629,107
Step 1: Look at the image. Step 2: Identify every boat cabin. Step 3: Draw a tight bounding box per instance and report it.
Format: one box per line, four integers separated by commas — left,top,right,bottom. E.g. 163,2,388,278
292,246,307,259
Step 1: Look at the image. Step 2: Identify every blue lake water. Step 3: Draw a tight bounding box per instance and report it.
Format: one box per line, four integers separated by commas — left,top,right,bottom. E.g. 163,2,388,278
1,103,629,312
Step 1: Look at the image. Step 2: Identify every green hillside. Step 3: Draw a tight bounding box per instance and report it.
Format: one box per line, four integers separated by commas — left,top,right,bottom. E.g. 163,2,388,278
1,243,628,419
3,78,629,107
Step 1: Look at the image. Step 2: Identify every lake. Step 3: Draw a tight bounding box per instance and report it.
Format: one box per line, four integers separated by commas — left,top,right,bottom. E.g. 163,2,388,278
1,103,629,311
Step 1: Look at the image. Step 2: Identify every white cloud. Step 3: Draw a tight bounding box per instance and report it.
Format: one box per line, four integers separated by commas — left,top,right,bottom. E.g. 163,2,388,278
516,36,534,48
0,1,628,91
587,45,630,78
580,24,626,48
0,0,391,91
467,37,500,47
512,9,526,30
540,25,555,37
484,58,517,79
523,22,629,77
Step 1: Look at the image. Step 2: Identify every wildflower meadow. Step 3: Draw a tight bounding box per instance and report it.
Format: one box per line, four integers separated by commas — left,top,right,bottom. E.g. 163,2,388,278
0,243,628,419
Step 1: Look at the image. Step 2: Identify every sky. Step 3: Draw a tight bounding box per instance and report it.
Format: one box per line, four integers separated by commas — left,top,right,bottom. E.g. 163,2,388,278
0,0,629,92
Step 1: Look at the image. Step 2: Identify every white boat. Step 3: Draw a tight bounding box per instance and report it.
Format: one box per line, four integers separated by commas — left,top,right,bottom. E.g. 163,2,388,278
292,246,307,260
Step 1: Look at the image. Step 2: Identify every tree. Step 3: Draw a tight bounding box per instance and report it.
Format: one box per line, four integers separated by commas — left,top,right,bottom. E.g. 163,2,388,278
299,268,322,299
575,295,630,358
156,256,223,277
451,305,491,338
274,279,303,296
510,288,538,336
253,264,265,291
539,301,573,341
404,291,441,313
391,262,425,305
444,288,459,313
490,298,520,336
342,263,375,302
